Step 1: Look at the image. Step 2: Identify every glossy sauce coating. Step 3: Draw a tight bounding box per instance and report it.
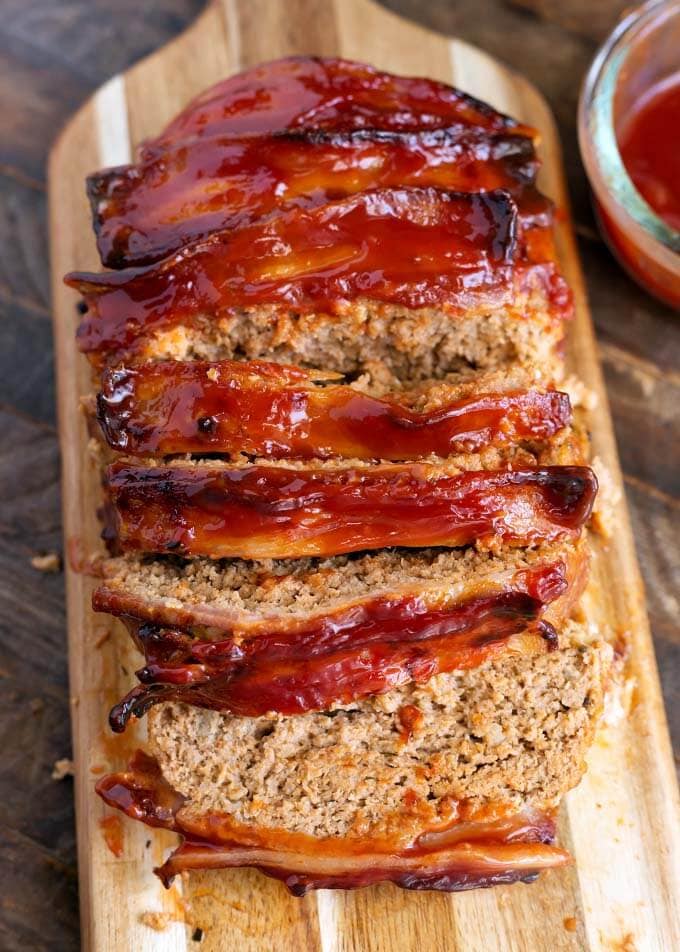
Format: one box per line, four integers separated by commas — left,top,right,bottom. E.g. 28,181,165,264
90,129,549,268
109,562,564,726
105,462,598,559
97,359,572,460
68,188,562,365
145,56,535,150
96,751,567,893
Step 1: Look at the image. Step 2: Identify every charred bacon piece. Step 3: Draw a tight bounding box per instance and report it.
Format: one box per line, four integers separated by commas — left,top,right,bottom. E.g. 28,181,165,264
104,462,598,560
108,557,566,726
143,56,536,153
67,188,567,367
97,359,572,460
96,751,569,895
89,128,549,268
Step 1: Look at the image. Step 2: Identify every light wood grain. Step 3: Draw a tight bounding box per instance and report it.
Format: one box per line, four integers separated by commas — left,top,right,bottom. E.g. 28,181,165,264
48,1,680,949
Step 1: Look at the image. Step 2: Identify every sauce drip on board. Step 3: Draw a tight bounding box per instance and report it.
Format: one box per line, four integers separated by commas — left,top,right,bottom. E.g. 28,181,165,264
104,463,598,560
618,74,680,231
99,815,124,858
97,359,572,460
108,564,565,725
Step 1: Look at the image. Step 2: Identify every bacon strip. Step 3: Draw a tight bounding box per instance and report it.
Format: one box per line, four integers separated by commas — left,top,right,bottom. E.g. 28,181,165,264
158,838,569,895
89,129,549,268
104,463,598,559
144,56,536,152
97,359,572,459
96,751,569,895
67,188,567,366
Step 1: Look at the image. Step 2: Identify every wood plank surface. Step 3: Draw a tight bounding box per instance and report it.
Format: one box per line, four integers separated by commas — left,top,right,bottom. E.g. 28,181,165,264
45,1,680,949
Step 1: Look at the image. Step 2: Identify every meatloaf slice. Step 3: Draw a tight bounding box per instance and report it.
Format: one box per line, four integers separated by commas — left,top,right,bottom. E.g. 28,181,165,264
150,639,607,834
144,56,537,149
89,127,550,269
68,187,571,374
95,358,572,460
94,539,586,636
97,638,609,893
99,538,587,726
100,298,566,388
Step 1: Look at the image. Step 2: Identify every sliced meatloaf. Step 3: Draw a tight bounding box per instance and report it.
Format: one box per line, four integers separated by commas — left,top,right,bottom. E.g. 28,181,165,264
97,538,588,725
103,457,597,559
94,298,566,386
68,187,571,375
149,639,608,835
97,636,609,893
85,57,603,899
94,539,587,636
94,359,572,460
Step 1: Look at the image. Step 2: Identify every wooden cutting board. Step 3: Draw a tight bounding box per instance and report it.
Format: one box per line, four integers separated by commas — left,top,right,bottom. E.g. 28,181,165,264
48,1,680,949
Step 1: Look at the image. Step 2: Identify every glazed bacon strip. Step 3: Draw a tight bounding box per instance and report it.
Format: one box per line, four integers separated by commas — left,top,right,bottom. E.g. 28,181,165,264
96,751,569,894
158,837,569,895
67,188,568,366
108,558,566,727
104,462,598,559
145,56,536,153
97,359,572,459
89,128,549,268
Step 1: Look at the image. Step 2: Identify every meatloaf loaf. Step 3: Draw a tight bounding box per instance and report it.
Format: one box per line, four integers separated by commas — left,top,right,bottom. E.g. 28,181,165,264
63,55,609,896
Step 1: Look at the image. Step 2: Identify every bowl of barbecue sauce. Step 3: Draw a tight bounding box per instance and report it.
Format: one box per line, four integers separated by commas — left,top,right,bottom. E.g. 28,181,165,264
579,0,680,308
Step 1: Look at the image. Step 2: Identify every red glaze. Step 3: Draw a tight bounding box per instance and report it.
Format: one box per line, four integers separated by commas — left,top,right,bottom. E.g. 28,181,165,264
104,462,598,559
89,129,549,268
144,57,534,151
109,563,565,727
618,75,680,232
97,359,572,460
99,815,124,857
96,751,568,894
67,188,567,366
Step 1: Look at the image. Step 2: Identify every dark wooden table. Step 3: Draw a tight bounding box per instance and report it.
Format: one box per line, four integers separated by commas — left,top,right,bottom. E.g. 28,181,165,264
1,1,677,947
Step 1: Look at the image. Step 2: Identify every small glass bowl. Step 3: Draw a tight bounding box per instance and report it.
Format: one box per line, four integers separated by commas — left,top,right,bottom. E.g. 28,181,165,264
578,0,680,309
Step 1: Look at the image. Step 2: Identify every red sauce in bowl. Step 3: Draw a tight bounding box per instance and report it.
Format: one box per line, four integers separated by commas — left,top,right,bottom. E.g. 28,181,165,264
618,73,680,231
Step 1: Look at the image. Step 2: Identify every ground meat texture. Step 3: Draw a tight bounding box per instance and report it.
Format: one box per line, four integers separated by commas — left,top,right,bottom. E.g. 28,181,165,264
134,299,565,387
150,642,608,840
97,538,585,630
